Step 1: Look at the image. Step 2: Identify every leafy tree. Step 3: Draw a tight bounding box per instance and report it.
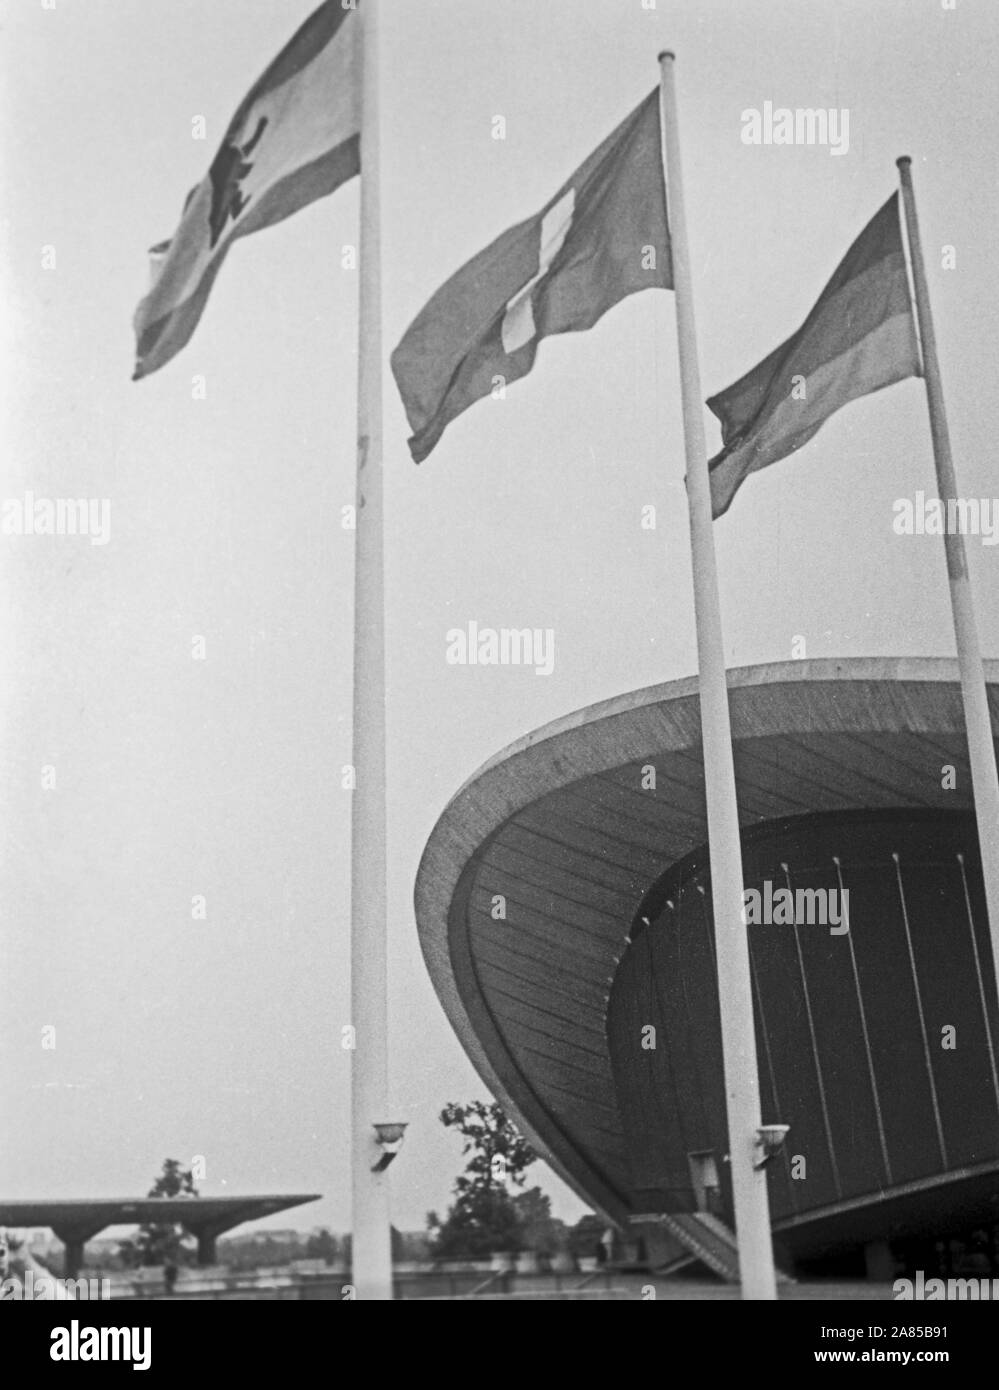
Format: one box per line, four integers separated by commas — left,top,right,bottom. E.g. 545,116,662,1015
428,1188,523,1259
427,1101,539,1258
438,1100,537,1188
391,1228,433,1262
148,1158,198,1200
305,1229,339,1264
511,1187,568,1256
568,1212,608,1259
117,1159,199,1269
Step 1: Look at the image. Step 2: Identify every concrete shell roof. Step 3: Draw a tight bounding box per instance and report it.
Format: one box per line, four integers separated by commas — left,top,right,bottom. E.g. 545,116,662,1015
413,658,999,1224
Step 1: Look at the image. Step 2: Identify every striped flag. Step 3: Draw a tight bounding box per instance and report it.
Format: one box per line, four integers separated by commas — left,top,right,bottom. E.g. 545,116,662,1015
706,193,922,517
391,90,672,463
133,0,360,380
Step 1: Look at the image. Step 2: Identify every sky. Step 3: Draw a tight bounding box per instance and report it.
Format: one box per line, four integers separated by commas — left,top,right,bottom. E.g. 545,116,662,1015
1,0,997,1237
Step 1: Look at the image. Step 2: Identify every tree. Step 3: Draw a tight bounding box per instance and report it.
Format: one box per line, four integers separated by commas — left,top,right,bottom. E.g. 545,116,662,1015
148,1158,198,1200
427,1101,539,1258
391,1228,433,1262
117,1159,199,1269
511,1187,568,1257
438,1100,537,1189
305,1229,339,1265
568,1212,607,1260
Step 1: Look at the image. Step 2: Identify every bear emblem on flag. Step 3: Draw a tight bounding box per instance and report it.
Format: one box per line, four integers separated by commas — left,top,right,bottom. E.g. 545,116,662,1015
208,115,269,249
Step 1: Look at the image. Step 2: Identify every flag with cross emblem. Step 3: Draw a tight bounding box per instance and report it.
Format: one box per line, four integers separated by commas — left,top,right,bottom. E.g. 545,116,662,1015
391,89,672,463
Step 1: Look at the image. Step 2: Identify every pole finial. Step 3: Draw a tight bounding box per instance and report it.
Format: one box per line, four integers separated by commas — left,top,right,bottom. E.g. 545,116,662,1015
658,49,676,63
896,155,912,169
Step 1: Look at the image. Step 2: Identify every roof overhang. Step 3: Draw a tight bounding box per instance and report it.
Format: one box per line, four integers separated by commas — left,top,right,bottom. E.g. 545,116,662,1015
0,1195,320,1241
414,658,999,1225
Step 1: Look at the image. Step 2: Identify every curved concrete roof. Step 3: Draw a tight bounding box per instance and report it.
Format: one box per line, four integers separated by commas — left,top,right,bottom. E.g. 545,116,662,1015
414,658,999,1225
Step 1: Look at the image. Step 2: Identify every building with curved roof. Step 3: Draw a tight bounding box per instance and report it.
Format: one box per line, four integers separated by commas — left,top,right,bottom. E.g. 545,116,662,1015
414,658,999,1276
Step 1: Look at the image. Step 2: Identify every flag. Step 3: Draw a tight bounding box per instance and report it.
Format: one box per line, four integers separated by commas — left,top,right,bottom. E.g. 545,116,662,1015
706,193,922,517
133,0,361,380
391,89,672,463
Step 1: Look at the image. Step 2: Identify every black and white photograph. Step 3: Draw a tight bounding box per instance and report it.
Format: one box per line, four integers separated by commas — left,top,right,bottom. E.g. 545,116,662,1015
2,0,997,1356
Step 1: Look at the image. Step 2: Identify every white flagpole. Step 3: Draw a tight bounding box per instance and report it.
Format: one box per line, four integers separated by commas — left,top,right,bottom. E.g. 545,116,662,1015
896,157,999,981
350,0,393,1301
658,51,777,1300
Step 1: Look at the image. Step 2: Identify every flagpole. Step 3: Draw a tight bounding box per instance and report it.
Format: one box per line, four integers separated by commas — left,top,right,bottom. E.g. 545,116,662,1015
658,52,777,1300
896,157,999,982
350,0,393,1301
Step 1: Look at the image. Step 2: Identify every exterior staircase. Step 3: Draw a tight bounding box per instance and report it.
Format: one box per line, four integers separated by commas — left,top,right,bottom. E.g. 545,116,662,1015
630,1211,794,1285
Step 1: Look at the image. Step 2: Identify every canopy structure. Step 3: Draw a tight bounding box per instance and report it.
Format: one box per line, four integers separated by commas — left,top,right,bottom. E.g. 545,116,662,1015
0,1195,320,1275
414,658,999,1258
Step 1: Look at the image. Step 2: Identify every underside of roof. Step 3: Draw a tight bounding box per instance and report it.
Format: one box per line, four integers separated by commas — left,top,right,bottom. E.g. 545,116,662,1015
0,1195,320,1239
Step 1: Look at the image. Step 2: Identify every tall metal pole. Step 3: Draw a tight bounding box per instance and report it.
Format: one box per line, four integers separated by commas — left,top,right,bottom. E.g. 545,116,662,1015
897,157,999,975
350,0,393,1301
658,51,777,1300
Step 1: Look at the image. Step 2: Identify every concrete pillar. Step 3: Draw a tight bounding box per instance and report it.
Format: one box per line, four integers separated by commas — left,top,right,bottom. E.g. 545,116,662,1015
52,1224,104,1279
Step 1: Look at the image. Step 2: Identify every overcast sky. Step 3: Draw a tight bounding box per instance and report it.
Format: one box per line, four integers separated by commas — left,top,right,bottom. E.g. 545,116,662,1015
2,0,997,1236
